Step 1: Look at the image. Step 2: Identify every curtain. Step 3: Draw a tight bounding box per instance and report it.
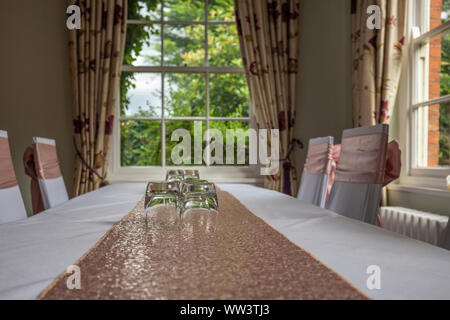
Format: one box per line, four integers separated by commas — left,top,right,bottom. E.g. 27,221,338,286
68,0,127,196
351,0,407,206
234,0,301,196
351,0,407,126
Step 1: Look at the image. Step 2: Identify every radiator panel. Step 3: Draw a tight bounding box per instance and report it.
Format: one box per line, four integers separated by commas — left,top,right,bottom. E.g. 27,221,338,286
380,207,449,246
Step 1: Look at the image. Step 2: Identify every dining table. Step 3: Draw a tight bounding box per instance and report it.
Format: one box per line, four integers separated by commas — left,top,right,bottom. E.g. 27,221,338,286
1,183,450,300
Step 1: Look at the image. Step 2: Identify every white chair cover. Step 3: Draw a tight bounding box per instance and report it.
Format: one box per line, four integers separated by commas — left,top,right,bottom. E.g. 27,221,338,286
297,136,334,208
326,124,389,224
443,224,450,250
0,130,27,223
33,137,69,209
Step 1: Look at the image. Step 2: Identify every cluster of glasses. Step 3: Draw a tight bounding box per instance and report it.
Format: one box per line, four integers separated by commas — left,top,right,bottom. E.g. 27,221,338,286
144,170,219,217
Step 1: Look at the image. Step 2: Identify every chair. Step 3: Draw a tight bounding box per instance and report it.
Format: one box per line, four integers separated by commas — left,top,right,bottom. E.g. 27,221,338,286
443,223,450,250
33,137,69,209
326,124,389,224
0,130,27,223
297,136,334,208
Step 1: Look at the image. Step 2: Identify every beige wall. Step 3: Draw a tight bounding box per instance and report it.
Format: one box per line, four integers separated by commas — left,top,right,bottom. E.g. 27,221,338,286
294,0,353,178
0,0,74,215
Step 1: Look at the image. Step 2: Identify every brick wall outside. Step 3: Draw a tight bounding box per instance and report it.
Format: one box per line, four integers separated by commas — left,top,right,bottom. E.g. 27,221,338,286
428,0,443,166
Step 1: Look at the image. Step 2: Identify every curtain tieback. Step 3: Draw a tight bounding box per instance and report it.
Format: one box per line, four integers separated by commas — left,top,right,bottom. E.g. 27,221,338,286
73,137,109,187
280,138,304,165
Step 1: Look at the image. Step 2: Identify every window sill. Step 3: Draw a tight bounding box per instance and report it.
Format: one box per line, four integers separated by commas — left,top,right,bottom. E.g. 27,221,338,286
388,183,450,198
108,166,265,186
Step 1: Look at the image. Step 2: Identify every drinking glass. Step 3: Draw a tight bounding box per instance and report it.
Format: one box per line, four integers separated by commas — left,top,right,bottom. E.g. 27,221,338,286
145,181,180,212
180,181,218,213
165,169,184,182
181,169,200,181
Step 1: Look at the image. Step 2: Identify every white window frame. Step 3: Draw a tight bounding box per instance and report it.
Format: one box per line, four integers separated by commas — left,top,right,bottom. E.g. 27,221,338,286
109,0,261,184
397,0,450,191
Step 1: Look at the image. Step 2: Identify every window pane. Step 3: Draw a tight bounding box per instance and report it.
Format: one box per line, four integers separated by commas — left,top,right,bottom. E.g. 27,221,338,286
128,0,162,20
429,0,449,30
428,31,450,101
165,120,206,166
209,121,250,166
121,120,162,166
416,101,450,167
120,72,162,117
210,73,249,117
125,24,161,66
416,31,450,103
208,24,241,67
439,101,450,165
164,73,206,117
164,24,205,66
164,0,204,21
208,0,235,21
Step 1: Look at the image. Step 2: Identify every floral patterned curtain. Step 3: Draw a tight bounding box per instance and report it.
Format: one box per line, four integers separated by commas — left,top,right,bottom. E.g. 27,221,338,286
351,0,407,126
351,0,407,207
234,0,300,196
68,0,127,196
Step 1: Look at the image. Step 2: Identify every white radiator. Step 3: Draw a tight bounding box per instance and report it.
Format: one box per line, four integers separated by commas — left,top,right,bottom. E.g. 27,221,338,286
380,207,449,246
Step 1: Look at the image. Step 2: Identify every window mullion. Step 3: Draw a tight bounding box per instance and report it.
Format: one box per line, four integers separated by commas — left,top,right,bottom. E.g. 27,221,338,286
205,0,210,167
412,95,450,110
161,0,166,168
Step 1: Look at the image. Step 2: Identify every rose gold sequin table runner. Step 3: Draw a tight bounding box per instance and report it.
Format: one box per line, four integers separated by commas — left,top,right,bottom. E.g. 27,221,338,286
39,189,368,300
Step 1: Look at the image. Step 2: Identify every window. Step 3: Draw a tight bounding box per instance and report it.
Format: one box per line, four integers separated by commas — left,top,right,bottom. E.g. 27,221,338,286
112,0,258,182
408,0,450,183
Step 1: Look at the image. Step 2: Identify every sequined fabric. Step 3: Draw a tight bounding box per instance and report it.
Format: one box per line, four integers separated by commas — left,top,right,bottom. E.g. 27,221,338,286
40,190,368,300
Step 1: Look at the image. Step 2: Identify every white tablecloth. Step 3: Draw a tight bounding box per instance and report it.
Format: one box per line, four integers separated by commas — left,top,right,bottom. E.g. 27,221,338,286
1,183,450,299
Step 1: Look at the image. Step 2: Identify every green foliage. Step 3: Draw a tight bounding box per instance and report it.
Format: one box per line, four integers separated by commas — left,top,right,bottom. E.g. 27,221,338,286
120,118,162,166
120,0,250,166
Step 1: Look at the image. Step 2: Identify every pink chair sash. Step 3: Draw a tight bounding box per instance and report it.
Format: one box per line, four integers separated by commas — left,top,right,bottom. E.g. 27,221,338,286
0,137,18,189
33,143,63,180
304,142,333,175
326,140,401,204
334,133,388,184
383,140,402,187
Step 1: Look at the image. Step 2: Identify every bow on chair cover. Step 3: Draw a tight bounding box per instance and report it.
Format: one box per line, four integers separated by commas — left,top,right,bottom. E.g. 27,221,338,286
326,140,401,226
327,140,401,191
383,140,402,186
23,147,44,215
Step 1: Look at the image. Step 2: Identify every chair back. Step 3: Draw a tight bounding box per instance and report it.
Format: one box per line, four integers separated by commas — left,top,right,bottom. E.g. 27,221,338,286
443,223,450,250
33,137,68,209
326,124,389,224
0,130,27,223
297,136,334,208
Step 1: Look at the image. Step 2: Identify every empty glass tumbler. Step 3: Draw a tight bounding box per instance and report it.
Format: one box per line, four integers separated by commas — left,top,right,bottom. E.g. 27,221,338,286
165,169,184,182
182,169,200,181
180,181,218,213
145,181,180,212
